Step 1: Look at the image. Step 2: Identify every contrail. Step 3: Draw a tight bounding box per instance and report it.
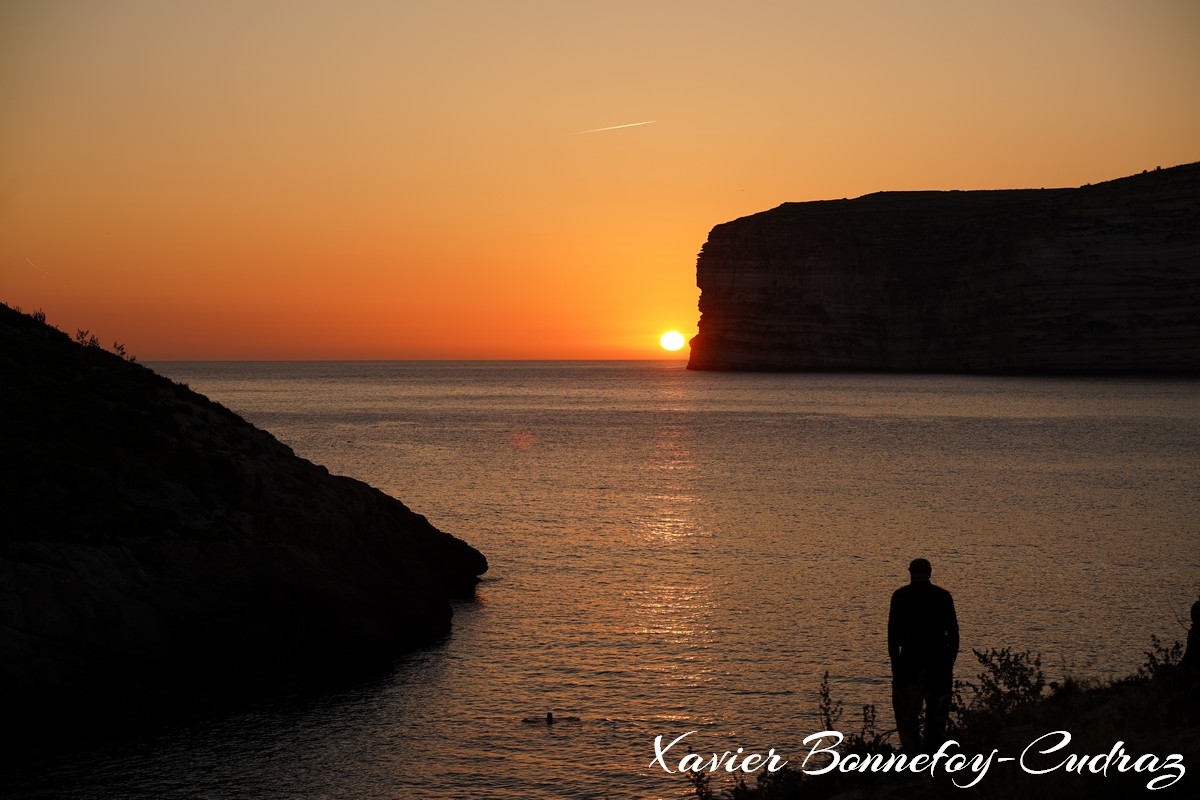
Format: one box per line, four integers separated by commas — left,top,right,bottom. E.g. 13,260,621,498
577,120,656,134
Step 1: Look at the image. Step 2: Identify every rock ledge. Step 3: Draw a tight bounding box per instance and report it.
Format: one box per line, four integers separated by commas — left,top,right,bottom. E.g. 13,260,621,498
689,163,1200,372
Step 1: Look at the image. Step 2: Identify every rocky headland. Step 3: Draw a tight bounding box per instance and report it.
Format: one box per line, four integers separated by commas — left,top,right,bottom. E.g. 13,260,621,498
689,162,1200,372
0,303,487,742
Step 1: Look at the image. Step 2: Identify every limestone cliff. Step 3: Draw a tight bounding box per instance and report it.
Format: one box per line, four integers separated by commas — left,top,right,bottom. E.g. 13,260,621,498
0,304,487,740
689,163,1200,372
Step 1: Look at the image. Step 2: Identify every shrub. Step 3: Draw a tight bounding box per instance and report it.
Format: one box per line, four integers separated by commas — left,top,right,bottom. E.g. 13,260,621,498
817,671,842,732
945,647,1050,753
75,328,100,348
1136,634,1184,680
112,341,138,363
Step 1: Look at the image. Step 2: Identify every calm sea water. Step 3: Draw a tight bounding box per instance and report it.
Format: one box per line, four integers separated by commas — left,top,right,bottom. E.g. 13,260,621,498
7,362,1199,799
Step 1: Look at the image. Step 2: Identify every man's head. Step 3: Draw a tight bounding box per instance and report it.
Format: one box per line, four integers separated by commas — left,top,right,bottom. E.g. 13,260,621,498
908,558,932,581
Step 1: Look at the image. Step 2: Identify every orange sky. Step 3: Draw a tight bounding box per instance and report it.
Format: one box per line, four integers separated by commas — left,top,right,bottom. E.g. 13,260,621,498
2,0,1198,359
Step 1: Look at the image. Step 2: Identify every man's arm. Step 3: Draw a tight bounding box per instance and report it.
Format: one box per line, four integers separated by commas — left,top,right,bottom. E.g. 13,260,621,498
888,590,901,664
945,592,960,665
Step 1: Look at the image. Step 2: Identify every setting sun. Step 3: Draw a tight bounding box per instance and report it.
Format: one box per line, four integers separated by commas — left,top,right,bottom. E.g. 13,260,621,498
660,331,686,351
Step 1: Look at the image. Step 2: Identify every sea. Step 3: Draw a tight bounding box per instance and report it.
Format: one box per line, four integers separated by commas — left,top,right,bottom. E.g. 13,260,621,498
6,361,1199,799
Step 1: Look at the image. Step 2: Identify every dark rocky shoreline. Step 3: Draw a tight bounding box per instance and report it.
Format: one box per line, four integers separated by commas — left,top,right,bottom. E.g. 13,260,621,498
0,303,487,743
689,162,1200,373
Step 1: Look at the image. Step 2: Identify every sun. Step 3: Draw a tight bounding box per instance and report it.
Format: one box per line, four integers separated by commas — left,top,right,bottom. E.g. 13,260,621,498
660,330,686,351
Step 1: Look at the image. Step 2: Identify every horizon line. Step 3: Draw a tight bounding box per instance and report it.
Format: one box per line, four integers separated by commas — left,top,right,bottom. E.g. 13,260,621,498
144,356,692,363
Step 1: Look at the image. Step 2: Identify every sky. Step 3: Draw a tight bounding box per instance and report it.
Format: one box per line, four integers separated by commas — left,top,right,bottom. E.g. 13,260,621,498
2,0,1198,359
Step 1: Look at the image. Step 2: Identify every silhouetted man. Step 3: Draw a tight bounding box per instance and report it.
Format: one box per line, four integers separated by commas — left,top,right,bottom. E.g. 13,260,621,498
888,558,959,753
1180,599,1200,679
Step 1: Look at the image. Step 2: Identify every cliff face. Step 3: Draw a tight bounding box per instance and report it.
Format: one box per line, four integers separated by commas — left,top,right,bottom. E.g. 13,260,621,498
689,163,1200,372
0,304,487,740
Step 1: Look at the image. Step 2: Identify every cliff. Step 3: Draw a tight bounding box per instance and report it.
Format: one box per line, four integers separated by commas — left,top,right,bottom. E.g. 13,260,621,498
0,304,487,741
688,162,1200,372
